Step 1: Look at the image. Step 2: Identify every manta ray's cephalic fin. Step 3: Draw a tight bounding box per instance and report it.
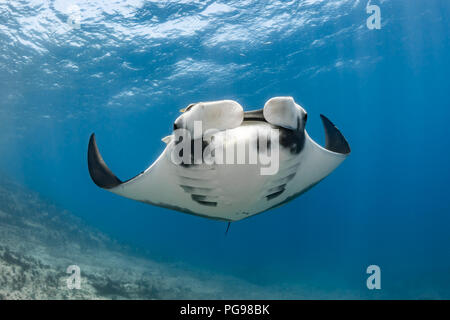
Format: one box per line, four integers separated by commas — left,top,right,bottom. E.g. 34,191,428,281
320,114,351,154
87,133,122,189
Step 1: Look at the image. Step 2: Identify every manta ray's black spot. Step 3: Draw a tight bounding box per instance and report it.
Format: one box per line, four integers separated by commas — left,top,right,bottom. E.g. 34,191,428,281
278,118,305,155
244,109,305,155
176,138,210,167
256,134,272,153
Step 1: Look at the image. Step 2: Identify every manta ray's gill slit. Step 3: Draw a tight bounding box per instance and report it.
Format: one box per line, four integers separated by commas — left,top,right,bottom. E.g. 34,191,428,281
276,166,299,179
266,190,285,201
263,182,288,200
191,195,218,207
267,156,301,188
191,194,219,202
178,172,211,181
177,170,217,180
176,159,220,208
272,173,296,185
266,184,287,194
180,185,220,207
262,161,300,200
281,161,301,173
179,185,216,194
177,179,218,193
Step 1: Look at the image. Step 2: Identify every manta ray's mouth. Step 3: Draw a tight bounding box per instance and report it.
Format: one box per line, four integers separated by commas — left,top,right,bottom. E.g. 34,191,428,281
243,109,266,122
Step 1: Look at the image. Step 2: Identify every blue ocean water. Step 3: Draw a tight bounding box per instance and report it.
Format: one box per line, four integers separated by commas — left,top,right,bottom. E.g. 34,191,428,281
0,0,449,298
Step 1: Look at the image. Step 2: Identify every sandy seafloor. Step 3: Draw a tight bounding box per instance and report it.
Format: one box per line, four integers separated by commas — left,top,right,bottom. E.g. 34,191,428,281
0,177,313,300
0,178,254,299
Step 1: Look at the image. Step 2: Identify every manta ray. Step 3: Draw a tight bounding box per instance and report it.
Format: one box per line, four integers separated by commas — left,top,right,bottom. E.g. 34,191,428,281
88,97,350,223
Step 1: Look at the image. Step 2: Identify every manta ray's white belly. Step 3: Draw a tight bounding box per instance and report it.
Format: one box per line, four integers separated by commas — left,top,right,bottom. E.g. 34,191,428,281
168,122,302,220
112,122,308,221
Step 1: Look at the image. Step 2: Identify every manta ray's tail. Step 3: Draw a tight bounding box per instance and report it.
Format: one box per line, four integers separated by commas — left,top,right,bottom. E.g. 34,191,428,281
225,222,231,235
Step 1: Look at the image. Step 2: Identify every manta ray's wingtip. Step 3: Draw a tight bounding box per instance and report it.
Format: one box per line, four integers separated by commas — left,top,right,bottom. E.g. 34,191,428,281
319,114,351,155
87,133,122,189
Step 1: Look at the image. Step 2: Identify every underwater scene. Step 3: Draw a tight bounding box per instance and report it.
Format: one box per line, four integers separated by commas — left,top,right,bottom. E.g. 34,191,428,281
0,0,449,299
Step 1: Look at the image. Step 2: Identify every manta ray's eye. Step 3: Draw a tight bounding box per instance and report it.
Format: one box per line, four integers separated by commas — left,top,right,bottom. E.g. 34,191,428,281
303,113,308,122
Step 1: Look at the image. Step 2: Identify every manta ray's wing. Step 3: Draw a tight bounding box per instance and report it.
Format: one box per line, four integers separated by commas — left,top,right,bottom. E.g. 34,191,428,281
88,99,248,221
244,114,351,215
88,133,231,221
279,114,351,205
